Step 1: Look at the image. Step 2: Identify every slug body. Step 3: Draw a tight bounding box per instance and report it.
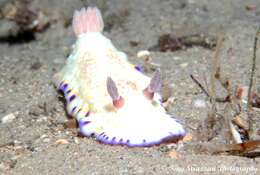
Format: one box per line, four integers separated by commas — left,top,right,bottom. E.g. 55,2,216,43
54,7,185,147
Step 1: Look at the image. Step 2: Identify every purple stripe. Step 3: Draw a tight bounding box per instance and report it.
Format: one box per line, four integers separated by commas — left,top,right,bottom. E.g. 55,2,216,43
95,131,185,147
59,81,64,89
85,111,90,117
72,106,76,113
76,109,81,114
69,95,76,102
82,121,91,125
134,64,143,73
62,83,68,90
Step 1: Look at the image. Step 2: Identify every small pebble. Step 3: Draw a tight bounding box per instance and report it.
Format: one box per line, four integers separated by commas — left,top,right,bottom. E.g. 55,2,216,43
173,56,181,60
74,137,79,144
193,98,206,108
168,149,180,159
43,138,50,143
167,143,177,150
0,163,8,171
1,113,16,123
36,117,47,123
137,50,150,58
183,133,193,142
53,58,64,64
55,139,69,145
11,155,20,161
14,140,22,145
40,134,48,139
180,63,188,68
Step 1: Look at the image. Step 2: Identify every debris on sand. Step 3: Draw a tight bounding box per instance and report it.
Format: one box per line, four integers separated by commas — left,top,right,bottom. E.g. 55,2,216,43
55,139,69,145
0,0,50,32
0,0,52,44
191,27,260,157
150,33,217,52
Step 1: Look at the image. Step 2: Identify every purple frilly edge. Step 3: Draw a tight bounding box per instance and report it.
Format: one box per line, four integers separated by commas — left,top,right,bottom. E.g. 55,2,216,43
79,119,186,147
96,131,186,147
60,80,186,147
134,64,144,73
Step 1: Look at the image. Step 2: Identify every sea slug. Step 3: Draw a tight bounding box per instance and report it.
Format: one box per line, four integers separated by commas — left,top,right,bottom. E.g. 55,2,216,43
53,6,185,147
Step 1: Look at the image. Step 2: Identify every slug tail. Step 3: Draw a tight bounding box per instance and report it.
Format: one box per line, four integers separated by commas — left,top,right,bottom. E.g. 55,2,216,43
72,6,104,36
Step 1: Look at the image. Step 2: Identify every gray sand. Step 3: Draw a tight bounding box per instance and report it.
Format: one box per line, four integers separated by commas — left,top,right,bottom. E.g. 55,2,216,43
1,0,260,174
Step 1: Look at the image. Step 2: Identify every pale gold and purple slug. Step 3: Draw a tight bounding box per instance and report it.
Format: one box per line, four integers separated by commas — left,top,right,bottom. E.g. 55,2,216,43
53,6,186,147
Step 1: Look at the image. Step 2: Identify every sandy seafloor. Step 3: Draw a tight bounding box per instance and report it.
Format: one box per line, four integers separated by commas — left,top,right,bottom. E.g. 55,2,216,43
1,0,260,174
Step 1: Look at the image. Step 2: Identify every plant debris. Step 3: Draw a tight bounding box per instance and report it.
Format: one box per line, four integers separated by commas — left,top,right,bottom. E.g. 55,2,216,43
182,133,193,142
168,149,181,159
214,140,260,157
55,139,69,145
150,33,217,52
232,115,249,131
191,26,260,157
0,0,52,44
0,0,50,32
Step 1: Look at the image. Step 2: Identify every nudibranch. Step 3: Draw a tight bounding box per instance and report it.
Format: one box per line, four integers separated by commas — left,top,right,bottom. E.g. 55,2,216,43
53,6,185,147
